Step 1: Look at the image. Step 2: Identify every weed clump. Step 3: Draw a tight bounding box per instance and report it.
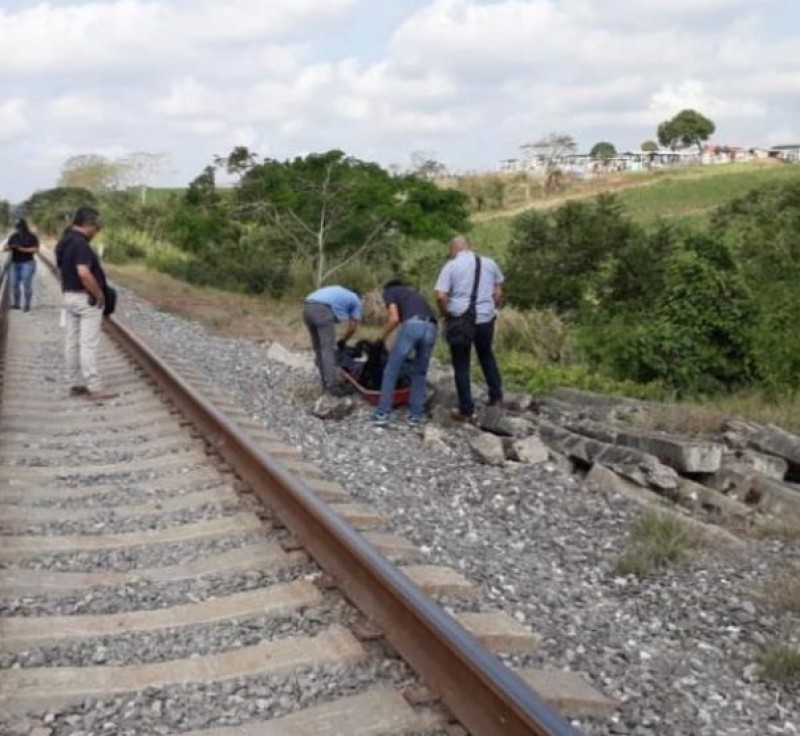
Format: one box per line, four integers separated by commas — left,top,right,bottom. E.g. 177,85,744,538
615,510,701,578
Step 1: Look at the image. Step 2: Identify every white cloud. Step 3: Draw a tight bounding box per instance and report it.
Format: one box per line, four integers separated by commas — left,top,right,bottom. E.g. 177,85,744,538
0,99,27,141
48,94,110,124
0,0,356,77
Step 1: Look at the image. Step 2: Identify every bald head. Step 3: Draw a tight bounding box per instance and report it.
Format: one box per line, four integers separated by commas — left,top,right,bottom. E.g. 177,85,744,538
449,235,471,258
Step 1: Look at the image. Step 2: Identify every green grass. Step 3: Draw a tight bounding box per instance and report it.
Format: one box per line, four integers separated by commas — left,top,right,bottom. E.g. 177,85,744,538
759,645,800,685
469,162,800,260
612,163,800,225
615,511,701,578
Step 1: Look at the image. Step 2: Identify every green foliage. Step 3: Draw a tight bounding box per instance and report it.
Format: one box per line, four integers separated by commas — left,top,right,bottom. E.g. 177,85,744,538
233,149,469,287
641,140,659,152
24,187,97,235
0,199,10,229
494,307,577,363
615,511,700,578
657,109,715,152
505,193,638,312
498,351,663,400
590,141,617,160
713,179,800,393
759,645,800,685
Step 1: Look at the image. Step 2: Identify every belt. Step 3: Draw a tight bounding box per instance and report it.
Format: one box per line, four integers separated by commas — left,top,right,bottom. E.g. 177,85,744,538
406,315,437,324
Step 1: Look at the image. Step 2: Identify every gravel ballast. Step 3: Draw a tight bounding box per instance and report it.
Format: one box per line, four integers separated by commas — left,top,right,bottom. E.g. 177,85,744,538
113,292,800,736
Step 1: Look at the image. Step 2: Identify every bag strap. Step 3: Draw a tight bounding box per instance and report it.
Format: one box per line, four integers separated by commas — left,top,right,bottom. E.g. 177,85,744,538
469,254,481,309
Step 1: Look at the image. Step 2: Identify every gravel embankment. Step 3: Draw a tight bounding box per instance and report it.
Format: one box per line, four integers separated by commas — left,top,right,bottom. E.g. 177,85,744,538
108,292,800,736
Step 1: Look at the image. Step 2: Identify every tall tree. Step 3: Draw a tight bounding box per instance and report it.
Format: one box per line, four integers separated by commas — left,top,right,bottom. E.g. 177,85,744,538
234,150,469,287
119,152,169,204
641,140,659,152
24,188,97,234
58,154,126,191
657,110,716,152
590,142,617,160
0,199,10,230
520,133,578,171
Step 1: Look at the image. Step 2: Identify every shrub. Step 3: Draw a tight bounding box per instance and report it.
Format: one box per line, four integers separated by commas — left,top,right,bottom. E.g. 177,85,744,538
759,645,800,685
615,511,701,578
494,307,578,363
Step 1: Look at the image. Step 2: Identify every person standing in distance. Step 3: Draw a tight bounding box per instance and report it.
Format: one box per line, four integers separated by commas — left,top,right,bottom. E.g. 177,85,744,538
303,284,362,396
6,218,40,312
435,235,504,421
56,206,117,401
371,280,438,427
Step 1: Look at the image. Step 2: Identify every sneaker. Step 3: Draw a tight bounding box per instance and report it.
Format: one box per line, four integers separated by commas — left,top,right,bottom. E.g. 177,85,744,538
70,385,89,396
406,414,426,427
326,384,350,398
371,410,390,426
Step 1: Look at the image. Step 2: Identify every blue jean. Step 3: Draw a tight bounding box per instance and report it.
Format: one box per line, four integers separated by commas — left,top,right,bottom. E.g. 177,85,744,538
449,318,503,416
11,260,35,309
377,318,437,417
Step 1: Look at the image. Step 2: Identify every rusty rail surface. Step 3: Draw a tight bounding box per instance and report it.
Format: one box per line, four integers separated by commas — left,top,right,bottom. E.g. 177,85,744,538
38,251,582,736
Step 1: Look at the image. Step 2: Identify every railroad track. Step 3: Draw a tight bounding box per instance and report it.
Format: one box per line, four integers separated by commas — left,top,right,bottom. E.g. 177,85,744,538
0,256,583,735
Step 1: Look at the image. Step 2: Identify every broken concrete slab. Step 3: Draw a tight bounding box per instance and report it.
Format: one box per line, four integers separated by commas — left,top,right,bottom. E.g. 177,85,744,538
708,469,800,521
585,465,746,549
422,425,451,454
565,419,723,474
469,433,506,466
750,424,800,468
477,405,512,436
540,421,679,490
508,436,549,465
674,478,753,522
503,392,534,413
721,450,788,482
312,395,355,421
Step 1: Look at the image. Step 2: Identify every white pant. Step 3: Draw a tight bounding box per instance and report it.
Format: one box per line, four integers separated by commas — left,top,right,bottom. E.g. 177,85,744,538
64,292,104,391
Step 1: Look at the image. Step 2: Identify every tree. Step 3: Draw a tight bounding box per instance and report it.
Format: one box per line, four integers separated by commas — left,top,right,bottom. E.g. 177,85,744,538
119,152,169,204
58,154,127,191
410,151,448,180
24,188,97,234
0,199,10,229
520,133,578,171
657,109,716,152
234,150,469,287
590,142,617,160
641,140,659,152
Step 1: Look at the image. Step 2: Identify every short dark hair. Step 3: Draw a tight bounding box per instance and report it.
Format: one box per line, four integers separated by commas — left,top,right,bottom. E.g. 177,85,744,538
72,206,102,228
383,279,404,290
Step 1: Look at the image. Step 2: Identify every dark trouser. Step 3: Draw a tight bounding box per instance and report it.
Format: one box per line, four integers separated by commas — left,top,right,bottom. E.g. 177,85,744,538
303,302,338,391
449,318,503,416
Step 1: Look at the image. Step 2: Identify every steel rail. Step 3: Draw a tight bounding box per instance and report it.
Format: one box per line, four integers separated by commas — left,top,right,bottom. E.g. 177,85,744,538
39,251,582,736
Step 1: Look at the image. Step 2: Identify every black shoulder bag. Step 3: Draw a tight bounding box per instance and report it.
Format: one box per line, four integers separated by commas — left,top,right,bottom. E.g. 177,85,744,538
445,254,481,347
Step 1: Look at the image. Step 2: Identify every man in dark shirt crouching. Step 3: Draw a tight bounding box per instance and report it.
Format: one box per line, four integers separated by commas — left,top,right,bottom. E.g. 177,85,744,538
56,207,117,401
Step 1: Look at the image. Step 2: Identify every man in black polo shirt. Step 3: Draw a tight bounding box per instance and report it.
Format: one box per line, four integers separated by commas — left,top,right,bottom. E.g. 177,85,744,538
56,207,117,400
371,280,438,426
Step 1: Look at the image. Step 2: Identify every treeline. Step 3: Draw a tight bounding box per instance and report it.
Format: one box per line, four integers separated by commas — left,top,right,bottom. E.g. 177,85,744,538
22,148,470,297
504,180,800,396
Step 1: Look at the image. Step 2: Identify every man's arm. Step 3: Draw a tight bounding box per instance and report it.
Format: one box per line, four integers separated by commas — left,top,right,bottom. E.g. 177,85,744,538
435,291,449,318
77,265,105,306
493,284,504,308
342,318,359,342
380,303,401,343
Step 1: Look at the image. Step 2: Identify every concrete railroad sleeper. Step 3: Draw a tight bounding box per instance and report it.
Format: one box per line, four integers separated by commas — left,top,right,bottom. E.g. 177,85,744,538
0,253,580,735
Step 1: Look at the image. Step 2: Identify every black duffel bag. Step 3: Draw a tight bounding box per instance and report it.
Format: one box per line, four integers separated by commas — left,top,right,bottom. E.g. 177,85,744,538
103,284,117,317
444,254,481,347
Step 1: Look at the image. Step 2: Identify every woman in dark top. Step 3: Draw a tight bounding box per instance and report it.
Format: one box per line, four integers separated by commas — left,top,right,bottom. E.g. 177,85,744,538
6,218,40,311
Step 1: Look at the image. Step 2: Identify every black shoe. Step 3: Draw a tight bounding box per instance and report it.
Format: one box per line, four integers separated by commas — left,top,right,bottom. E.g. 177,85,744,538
327,384,350,398
10,304,20,310
23,306,30,313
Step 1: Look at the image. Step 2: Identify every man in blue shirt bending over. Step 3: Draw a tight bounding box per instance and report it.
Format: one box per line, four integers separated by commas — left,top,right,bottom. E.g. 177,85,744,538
304,285,362,396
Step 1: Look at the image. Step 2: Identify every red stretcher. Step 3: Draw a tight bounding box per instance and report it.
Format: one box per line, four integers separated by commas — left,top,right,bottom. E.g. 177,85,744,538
339,369,412,407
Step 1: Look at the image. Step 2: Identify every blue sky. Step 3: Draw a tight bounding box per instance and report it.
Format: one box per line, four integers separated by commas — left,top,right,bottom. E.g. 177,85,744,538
1,0,799,201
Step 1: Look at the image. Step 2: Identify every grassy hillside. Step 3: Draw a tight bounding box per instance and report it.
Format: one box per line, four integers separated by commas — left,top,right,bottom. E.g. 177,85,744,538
470,162,800,259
